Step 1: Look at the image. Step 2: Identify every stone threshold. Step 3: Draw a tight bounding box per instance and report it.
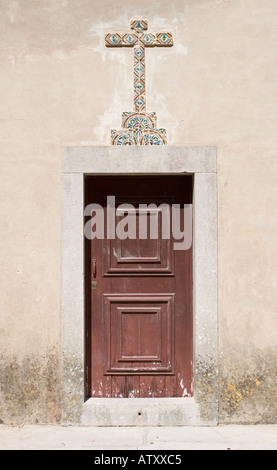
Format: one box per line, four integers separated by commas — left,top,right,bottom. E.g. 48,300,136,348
80,397,218,426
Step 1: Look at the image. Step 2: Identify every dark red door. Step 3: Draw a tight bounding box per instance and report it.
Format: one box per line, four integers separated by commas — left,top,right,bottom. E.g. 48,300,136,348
85,175,193,398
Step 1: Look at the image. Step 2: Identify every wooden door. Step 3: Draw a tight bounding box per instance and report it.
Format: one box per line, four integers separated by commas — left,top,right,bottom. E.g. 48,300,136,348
85,175,193,398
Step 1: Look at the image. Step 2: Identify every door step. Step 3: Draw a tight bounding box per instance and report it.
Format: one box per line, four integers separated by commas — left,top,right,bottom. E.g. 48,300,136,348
80,397,218,426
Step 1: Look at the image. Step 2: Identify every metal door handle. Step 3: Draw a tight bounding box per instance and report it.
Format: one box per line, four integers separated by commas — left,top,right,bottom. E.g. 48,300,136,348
92,259,97,278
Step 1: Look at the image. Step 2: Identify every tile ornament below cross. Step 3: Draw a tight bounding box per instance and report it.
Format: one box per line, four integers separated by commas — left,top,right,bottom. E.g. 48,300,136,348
105,20,173,145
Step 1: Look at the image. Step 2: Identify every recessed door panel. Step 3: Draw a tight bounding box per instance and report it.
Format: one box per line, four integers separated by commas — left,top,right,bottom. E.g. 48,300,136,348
104,197,174,276
104,294,174,375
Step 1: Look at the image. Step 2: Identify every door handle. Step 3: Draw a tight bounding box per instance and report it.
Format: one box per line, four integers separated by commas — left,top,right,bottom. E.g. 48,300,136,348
92,259,97,278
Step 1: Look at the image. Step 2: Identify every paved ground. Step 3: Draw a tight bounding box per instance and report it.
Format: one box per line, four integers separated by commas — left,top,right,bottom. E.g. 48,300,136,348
0,424,277,450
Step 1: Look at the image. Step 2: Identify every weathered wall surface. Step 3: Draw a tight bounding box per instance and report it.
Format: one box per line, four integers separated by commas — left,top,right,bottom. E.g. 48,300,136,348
0,0,276,424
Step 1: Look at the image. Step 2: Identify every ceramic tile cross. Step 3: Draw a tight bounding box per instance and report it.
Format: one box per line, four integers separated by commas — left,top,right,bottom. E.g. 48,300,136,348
105,20,173,113
105,20,173,145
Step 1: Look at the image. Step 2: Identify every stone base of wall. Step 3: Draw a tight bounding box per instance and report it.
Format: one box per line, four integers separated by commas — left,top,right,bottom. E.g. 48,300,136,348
0,348,60,425
219,346,277,424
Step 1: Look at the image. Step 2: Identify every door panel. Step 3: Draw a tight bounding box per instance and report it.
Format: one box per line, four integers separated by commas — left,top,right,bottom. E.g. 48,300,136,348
104,197,174,276
85,175,193,398
104,294,174,375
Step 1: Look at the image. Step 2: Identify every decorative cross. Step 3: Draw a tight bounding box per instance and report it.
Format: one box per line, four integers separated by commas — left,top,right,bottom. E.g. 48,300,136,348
105,20,173,113
105,20,173,145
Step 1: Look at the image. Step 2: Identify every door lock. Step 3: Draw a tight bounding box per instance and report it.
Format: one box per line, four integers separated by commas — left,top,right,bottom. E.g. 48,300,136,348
92,259,97,278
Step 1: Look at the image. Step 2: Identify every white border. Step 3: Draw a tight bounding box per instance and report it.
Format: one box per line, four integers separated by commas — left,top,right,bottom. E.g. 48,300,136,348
61,146,218,425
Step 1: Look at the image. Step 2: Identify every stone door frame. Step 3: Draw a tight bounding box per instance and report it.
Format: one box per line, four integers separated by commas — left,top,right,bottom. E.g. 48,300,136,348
61,146,218,425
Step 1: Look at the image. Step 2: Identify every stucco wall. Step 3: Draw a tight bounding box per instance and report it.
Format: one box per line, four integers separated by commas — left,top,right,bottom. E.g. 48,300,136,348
0,0,276,424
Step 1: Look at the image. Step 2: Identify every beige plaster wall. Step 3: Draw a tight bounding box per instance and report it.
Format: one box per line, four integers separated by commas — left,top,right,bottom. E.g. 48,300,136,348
0,0,276,423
